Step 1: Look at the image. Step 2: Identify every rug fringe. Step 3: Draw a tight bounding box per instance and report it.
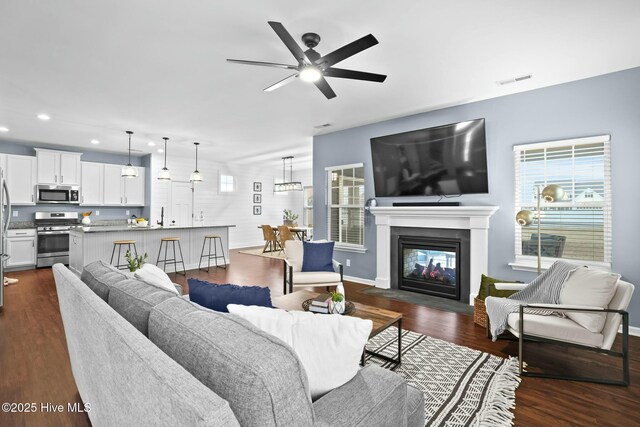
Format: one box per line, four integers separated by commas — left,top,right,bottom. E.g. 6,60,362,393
472,356,521,427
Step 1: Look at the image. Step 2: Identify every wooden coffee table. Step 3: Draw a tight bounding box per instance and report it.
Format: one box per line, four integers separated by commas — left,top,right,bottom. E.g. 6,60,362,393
272,290,403,369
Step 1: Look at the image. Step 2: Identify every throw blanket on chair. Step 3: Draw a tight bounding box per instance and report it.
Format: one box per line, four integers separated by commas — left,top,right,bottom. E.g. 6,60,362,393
485,260,578,340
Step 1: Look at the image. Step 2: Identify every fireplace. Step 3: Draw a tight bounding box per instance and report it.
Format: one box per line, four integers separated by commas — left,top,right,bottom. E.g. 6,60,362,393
400,237,460,299
390,226,471,303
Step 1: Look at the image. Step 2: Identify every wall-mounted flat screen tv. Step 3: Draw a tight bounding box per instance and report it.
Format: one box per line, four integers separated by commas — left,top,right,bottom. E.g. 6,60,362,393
370,118,488,197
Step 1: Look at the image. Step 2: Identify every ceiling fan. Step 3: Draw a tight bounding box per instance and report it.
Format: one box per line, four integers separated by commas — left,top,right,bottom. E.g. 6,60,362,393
227,21,386,99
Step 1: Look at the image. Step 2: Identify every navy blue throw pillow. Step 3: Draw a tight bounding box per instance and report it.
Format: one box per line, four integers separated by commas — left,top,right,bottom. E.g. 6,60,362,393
301,241,335,272
187,279,272,313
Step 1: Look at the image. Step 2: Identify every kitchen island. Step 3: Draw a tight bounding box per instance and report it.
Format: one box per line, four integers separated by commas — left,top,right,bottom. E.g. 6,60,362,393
69,224,236,276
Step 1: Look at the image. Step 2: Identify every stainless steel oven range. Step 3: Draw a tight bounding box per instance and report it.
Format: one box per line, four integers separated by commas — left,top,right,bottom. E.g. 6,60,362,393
35,212,79,268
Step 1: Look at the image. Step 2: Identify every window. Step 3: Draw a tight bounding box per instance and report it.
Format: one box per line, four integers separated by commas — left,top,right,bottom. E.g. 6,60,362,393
327,163,365,250
513,135,611,270
219,174,235,193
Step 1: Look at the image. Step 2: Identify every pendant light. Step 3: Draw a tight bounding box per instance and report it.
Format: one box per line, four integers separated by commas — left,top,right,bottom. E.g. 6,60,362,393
121,130,139,178
190,142,203,182
157,137,172,181
274,156,302,192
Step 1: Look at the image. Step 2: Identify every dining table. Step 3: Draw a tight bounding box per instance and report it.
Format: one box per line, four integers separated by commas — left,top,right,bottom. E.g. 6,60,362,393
258,225,312,242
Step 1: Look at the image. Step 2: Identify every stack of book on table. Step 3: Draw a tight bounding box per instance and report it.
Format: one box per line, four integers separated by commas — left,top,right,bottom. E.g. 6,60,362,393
309,293,331,314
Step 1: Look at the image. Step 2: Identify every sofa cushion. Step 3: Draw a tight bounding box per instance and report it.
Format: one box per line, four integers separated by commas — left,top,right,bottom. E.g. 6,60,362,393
228,304,372,400
559,267,620,333
187,279,272,313
507,312,603,347
108,278,178,336
148,297,315,426
81,260,130,301
302,241,335,272
292,271,342,285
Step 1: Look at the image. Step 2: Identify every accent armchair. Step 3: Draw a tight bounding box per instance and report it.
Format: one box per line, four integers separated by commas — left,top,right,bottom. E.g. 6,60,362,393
487,279,634,385
283,240,343,295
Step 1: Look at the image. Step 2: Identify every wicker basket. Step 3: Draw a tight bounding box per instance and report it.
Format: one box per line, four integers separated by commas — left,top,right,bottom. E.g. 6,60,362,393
473,298,487,327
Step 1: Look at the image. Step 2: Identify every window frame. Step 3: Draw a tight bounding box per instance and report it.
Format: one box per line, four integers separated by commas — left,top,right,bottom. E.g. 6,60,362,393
325,163,366,253
510,134,612,272
219,173,236,193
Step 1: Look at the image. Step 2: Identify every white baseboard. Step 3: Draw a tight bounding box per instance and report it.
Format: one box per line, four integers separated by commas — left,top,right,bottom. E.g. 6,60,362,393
343,275,376,287
620,325,640,337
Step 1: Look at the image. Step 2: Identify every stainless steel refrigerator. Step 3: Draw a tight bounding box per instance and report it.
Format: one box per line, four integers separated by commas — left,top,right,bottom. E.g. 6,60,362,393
1,166,11,308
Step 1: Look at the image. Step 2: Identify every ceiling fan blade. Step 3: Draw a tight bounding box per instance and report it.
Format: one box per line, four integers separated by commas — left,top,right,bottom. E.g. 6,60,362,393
324,68,387,83
268,21,309,65
264,73,298,92
316,34,379,68
313,76,337,99
227,59,298,70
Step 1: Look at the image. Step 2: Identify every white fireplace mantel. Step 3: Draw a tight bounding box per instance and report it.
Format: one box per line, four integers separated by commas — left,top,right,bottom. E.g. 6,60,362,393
369,206,499,305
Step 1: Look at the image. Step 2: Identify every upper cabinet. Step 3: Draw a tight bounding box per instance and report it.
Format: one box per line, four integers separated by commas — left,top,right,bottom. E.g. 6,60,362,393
35,149,82,185
5,155,36,205
101,163,145,206
80,162,104,206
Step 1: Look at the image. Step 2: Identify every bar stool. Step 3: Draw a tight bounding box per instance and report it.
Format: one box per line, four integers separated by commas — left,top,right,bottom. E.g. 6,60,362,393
199,235,227,271
156,237,186,275
110,240,138,270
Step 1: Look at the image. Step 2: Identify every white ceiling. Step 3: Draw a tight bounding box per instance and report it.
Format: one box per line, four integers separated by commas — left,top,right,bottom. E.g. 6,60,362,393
1,1,639,168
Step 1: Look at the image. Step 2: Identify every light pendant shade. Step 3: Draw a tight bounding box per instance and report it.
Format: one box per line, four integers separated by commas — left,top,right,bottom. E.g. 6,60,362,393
121,130,139,178
190,142,203,183
273,156,303,193
157,137,172,181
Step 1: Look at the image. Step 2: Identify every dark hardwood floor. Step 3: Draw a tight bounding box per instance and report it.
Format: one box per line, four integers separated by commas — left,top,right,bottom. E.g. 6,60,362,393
1,249,638,426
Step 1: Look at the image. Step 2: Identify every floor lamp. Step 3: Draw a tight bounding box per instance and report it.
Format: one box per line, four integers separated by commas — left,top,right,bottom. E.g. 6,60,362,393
515,184,565,274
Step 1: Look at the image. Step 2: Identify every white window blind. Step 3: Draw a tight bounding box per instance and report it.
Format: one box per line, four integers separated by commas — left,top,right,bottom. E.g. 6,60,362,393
513,135,611,267
327,164,365,247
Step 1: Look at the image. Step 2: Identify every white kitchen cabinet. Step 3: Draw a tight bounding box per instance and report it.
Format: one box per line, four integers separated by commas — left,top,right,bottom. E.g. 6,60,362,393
0,154,7,178
124,168,145,205
35,149,81,185
80,162,104,205
102,164,145,206
6,155,36,205
6,229,37,268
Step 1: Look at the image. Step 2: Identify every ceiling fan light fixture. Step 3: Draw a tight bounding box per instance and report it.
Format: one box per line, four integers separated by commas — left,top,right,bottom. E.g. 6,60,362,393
299,66,322,82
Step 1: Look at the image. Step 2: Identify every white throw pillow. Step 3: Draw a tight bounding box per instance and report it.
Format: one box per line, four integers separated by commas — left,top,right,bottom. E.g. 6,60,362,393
134,263,179,295
227,304,372,400
559,267,620,333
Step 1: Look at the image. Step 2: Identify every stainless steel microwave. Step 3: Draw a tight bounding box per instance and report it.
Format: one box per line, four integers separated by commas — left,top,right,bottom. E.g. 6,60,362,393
36,185,80,204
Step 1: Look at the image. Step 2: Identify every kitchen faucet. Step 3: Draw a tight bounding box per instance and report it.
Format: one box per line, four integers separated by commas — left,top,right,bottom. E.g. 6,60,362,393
157,206,164,227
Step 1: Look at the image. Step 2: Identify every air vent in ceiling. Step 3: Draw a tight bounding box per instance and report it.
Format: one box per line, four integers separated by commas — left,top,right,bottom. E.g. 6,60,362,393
314,123,332,129
497,74,533,86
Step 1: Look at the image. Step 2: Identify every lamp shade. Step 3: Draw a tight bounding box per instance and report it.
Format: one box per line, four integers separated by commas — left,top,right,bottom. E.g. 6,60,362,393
190,170,203,182
121,164,138,178
542,184,565,202
158,168,171,181
515,209,534,226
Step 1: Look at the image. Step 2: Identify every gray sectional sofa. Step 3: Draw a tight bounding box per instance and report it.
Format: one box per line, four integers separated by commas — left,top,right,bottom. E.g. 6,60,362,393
53,262,425,426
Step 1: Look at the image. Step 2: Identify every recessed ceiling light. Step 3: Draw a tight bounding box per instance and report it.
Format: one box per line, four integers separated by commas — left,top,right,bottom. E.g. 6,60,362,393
157,148,164,153
148,141,156,146
90,139,100,145
37,113,51,121
0,126,9,132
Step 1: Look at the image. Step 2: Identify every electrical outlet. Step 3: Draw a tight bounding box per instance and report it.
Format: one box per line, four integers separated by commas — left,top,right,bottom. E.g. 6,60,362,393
126,210,130,216
13,210,18,217
346,259,351,267
95,210,100,216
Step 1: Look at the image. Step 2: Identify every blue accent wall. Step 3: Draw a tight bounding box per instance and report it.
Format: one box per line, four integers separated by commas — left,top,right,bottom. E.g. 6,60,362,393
313,67,640,327
0,140,148,221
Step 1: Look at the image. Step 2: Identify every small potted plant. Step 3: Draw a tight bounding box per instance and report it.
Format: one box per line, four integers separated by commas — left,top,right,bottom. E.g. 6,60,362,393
125,250,148,272
283,209,299,227
328,290,345,314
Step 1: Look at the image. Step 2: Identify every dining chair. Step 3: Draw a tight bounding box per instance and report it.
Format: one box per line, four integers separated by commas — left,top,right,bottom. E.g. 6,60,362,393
261,225,281,254
277,225,295,249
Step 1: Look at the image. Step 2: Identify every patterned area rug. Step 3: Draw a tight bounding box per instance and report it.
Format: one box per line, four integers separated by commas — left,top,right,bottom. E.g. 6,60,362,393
365,327,520,426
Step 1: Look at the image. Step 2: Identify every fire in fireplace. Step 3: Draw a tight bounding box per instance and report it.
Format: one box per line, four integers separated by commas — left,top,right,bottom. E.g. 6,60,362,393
399,237,461,300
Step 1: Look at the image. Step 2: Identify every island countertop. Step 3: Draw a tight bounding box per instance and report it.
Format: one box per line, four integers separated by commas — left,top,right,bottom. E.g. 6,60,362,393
70,224,236,233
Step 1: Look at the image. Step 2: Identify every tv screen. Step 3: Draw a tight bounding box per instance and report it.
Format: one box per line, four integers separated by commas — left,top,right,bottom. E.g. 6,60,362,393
370,118,488,197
